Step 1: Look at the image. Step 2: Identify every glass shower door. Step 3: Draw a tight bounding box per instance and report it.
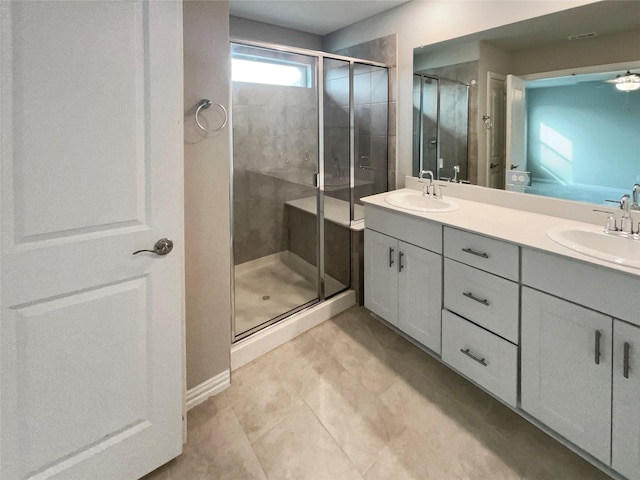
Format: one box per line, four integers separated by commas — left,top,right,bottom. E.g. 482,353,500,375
231,43,320,338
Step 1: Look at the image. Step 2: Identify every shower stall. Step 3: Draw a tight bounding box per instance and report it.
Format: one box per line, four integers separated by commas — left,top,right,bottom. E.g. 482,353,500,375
413,74,469,181
231,42,390,340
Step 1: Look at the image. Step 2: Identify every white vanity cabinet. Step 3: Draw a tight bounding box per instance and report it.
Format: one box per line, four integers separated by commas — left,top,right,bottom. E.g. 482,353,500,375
522,248,640,478
521,287,612,464
361,191,640,480
364,206,443,354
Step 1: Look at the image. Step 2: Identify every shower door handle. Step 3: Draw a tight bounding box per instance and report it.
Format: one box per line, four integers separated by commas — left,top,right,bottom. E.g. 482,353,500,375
312,173,319,187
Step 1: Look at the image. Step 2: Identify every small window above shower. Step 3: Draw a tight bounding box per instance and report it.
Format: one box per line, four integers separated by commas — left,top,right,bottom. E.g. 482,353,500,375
231,45,313,88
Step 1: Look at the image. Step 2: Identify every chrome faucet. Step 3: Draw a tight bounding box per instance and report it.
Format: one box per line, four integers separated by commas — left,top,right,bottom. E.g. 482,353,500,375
419,169,434,183
419,170,434,196
620,194,633,234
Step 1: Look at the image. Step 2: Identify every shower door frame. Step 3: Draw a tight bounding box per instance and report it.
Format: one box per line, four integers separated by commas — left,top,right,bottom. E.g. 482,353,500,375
229,39,391,342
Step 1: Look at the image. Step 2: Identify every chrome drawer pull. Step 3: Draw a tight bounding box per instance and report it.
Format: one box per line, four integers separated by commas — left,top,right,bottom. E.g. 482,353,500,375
461,247,489,259
595,330,601,365
624,342,631,379
463,291,490,306
460,348,488,367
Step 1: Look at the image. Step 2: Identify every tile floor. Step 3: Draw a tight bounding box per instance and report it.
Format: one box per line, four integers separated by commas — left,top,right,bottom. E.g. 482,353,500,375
144,306,611,480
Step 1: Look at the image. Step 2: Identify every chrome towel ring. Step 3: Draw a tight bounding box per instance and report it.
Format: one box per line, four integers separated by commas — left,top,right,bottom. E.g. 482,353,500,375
194,98,228,133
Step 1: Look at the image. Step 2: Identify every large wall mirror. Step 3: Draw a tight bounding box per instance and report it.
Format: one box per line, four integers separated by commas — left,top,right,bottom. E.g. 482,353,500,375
413,0,640,206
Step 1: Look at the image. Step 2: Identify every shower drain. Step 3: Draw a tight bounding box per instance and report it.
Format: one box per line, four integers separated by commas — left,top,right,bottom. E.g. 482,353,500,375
261,295,271,301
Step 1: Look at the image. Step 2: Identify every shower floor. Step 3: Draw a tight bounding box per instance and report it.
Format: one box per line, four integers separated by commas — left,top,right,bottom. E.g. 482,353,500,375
234,251,346,336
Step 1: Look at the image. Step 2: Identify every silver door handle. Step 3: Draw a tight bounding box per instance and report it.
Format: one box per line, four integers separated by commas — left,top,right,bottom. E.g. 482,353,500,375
133,238,174,256
595,330,601,365
624,341,631,379
460,348,488,367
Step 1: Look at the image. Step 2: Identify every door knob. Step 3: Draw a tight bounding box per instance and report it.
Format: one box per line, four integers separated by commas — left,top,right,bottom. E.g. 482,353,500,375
133,238,174,256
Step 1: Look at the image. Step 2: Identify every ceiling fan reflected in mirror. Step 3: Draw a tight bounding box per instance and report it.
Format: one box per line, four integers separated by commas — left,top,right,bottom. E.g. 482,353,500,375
606,71,640,91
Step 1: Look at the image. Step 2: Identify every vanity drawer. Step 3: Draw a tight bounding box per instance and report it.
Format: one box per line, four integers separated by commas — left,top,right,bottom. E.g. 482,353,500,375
442,309,518,407
444,227,519,281
444,259,519,343
365,204,442,253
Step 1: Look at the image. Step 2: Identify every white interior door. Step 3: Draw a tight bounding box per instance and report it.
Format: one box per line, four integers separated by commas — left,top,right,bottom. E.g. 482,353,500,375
505,74,527,173
486,73,505,189
1,2,184,479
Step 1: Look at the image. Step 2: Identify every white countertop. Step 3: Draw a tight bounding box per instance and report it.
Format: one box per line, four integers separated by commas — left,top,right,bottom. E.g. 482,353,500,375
361,188,640,278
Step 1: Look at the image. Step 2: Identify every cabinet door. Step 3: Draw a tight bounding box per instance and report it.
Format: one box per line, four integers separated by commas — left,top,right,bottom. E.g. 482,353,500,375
398,241,442,354
612,320,640,480
364,229,398,326
521,288,612,464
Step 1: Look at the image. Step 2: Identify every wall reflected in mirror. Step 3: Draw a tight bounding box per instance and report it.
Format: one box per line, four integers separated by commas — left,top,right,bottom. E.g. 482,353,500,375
412,0,640,206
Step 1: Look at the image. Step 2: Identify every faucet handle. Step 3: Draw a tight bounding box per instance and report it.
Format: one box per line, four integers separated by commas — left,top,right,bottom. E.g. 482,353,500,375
632,183,640,210
605,196,631,213
593,208,618,232
621,216,634,234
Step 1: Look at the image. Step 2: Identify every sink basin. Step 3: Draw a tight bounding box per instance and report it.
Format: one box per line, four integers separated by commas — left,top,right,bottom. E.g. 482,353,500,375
547,226,640,269
385,191,458,213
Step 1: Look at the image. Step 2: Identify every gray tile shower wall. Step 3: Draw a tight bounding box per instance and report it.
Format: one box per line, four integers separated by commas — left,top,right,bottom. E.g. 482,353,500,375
330,34,397,195
232,81,318,265
285,205,351,288
233,170,315,265
324,60,389,207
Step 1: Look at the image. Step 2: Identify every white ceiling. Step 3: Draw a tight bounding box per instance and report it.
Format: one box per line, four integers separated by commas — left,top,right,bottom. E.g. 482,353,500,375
416,1,640,53
228,0,409,36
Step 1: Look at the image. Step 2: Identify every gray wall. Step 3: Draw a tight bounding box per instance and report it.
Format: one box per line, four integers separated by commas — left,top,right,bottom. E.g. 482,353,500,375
183,0,231,390
230,16,322,50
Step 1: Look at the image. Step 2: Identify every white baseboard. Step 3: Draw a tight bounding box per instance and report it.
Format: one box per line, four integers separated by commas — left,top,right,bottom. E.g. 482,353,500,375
186,369,230,410
231,290,355,370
